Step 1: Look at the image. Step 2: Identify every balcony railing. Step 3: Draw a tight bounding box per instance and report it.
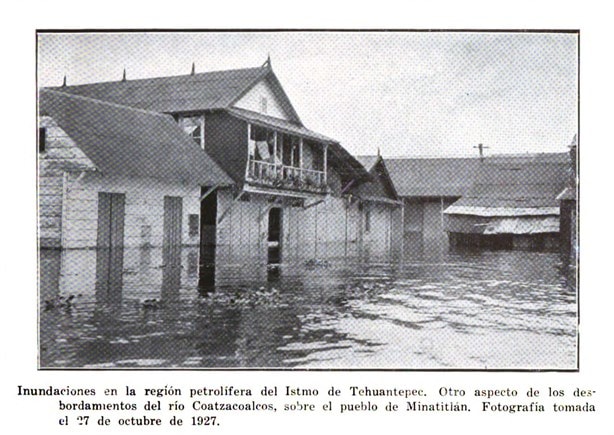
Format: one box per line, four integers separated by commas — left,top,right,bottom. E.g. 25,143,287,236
246,158,327,193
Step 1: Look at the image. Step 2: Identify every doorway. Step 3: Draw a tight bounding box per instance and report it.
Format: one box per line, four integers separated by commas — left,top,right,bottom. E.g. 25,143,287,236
162,196,183,297
199,187,217,290
267,207,283,266
95,192,125,302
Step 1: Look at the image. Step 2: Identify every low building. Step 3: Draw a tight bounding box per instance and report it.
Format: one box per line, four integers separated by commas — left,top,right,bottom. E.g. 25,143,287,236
557,135,578,265
38,89,233,250
353,155,404,257
385,157,481,254
444,153,568,251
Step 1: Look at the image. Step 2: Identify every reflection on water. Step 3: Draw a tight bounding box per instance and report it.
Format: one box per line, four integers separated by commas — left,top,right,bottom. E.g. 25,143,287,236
39,239,577,369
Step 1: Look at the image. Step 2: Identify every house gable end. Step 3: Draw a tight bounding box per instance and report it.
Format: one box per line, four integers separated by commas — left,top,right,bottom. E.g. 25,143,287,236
39,115,98,174
231,70,302,124
233,79,292,121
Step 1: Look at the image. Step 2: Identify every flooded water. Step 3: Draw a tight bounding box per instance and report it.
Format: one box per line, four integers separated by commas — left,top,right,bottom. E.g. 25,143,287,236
39,239,577,369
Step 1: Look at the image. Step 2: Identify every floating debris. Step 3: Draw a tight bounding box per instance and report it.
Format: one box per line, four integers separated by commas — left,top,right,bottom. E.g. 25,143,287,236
44,294,77,311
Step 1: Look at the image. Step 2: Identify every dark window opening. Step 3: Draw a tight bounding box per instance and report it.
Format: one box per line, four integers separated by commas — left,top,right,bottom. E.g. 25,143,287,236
251,126,276,162
267,207,282,265
281,134,292,166
309,140,324,171
39,127,46,153
365,206,371,233
292,138,301,168
188,214,199,237
179,115,205,149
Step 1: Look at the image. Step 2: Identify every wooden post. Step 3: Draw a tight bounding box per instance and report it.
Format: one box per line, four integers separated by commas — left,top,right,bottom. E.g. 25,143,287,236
400,200,405,256
299,137,304,182
245,123,252,180
273,131,279,180
440,196,445,230
323,143,328,185
273,131,278,161
299,138,304,167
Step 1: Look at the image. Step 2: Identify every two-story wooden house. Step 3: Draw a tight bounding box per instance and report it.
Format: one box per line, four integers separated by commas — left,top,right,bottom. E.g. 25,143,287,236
42,60,372,275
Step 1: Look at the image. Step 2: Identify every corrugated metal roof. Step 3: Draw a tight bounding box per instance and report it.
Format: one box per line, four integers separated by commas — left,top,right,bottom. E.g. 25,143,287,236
39,89,233,186
385,157,482,197
48,66,269,115
450,154,569,211
483,216,559,235
444,205,559,217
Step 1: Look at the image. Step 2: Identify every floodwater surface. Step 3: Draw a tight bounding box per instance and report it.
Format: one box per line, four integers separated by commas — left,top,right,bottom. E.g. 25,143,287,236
39,241,577,369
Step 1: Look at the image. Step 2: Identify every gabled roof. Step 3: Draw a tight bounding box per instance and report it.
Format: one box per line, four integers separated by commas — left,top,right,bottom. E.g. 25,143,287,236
385,157,482,198
354,156,379,172
445,153,568,215
47,63,302,123
39,89,233,186
353,155,399,202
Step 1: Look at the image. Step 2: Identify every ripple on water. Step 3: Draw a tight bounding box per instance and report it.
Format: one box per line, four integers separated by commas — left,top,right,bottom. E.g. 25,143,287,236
38,247,577,369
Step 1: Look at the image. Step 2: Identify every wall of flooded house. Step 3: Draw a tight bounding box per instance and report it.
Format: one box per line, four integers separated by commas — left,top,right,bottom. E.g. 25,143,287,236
59,173,201,249
215,188,399,267
361,202,392,256
41,247,202,306
39,116,203,249
560,199,577,264
446,213,560,252
401,198,455,257
38,116,96,248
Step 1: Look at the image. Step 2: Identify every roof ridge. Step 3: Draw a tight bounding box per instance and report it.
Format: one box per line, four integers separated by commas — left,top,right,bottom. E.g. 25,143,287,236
386,151,567,161
386,156,480,161
48,65,266,89
40,88,174,119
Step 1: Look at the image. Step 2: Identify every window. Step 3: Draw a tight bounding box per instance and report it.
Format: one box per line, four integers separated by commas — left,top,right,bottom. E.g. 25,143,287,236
38,127,46,153
260,97,268,114
365,206,371,233
179,115,205,149
188,214,200,237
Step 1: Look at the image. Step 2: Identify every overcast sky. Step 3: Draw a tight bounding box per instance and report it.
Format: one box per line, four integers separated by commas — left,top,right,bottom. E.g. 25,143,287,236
37,31,578,158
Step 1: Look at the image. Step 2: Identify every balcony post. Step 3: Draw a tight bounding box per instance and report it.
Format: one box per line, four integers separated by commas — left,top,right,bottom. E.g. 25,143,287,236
323,143,328,185
299,137,304,181
273,131,279,179
245,123,252,180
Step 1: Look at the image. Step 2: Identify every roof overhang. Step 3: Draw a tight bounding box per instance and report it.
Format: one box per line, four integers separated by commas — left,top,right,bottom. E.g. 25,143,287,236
483,216,560,235
358,196,403,207
444,205,560,217
243,183,329,200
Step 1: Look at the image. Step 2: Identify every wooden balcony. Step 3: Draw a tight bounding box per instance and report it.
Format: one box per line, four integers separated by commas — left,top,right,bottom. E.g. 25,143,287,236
246,158,328,194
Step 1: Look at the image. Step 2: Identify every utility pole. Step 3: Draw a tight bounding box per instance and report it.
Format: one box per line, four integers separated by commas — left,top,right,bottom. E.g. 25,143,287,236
473,143,490,161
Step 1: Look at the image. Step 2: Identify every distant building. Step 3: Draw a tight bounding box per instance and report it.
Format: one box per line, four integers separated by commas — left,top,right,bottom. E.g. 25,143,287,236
557,135,578,264
385,157,482,250
353,155,403,257
444,153,569,251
